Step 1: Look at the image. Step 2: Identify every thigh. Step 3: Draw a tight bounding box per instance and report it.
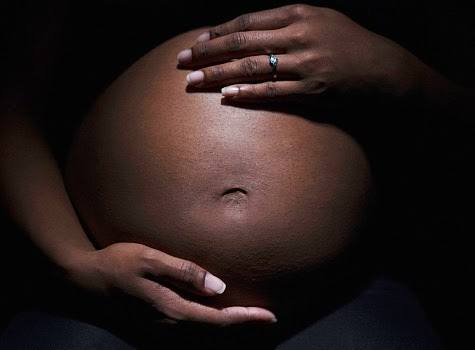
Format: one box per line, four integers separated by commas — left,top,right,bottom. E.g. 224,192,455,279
276,276,446,350
0,310,137,350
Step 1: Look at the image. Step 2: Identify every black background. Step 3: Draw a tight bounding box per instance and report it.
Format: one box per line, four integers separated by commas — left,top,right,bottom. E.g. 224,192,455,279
1,1,474,348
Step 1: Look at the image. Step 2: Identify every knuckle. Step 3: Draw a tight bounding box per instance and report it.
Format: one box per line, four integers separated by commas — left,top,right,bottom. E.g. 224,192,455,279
140,246,155,261
240,58,259,77
227,32,248,51
162,304,186,322
219,308,232,327
289,4,312,19
139,247,159,270
235,13,252,32
213,24,227,37
264,82,278,98
291,27,310,47
179,260,200,285
193,42,211,60
207,65,226,81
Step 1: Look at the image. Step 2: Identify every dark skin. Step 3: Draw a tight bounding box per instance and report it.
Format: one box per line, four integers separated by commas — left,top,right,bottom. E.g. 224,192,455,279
0,1,276,326
178,4,474,116
64,27,372,320
1,1,472,331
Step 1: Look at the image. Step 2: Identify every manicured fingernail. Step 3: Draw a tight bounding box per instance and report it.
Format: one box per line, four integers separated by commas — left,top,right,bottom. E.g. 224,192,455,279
205,273,226,294
186,71,204,85
221,86,240,97
196,32,210,43
177,49,192,64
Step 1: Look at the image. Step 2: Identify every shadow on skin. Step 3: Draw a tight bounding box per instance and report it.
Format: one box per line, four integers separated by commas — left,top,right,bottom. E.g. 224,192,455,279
64,27,376,348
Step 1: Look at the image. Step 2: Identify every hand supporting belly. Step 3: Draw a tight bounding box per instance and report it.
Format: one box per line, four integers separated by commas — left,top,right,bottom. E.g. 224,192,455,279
65,28,372,317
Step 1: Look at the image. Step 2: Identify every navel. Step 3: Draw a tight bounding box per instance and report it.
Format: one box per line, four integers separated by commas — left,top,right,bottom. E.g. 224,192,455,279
222,187,248,196
221,186,248,207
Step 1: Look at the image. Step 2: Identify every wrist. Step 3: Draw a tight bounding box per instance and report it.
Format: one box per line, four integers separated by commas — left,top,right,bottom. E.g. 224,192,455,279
387,45,425,98
56,248,109,294
418,64,467,107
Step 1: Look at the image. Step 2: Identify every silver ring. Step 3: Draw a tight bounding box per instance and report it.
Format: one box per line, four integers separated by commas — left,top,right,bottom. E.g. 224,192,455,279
269,54,278,81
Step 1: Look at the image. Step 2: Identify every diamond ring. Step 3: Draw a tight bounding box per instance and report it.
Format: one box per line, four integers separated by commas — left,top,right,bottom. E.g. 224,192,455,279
269,54,278,81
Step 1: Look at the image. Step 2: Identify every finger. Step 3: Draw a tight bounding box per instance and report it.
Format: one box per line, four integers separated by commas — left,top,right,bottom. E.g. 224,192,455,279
204,6,295,40
186,54,296,88
159,305,278,327
171,304,278,326
221,80,327,102
141,280,277,326
178,29,288,67
210,306,278,326
142,248,226,296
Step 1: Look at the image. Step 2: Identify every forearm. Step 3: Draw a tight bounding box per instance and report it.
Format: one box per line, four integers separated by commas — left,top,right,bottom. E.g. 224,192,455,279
0,111,96,273
373,34,474,121
418,63,474,122
393,44,474,124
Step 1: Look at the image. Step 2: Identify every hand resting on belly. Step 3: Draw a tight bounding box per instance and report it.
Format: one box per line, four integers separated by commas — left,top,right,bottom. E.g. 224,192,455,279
65,28,372,319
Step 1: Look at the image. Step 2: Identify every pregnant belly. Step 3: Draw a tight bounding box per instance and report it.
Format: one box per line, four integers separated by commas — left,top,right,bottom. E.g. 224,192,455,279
64,28,371,311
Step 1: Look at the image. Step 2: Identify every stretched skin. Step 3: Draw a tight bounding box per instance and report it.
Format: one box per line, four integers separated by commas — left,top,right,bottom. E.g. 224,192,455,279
65,28,371,317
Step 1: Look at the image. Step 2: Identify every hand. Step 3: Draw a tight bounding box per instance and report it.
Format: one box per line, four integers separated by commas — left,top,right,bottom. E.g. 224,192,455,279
177,4,426,102
64,242,277,326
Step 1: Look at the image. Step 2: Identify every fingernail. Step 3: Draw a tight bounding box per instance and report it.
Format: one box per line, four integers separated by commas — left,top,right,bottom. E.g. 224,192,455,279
249,308,278,323
205,273,226,294
221,86,240,97
196,32,210,43
177,49,192,64
186,71,205,85
263,314,278,324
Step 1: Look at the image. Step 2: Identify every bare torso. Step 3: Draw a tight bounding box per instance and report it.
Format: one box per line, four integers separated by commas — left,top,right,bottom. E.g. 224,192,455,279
65,28,371,314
